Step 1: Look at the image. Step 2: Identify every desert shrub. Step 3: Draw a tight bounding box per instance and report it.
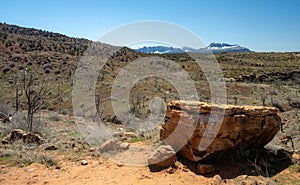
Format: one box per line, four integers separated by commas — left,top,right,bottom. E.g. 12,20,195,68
0,32,8,39
54,69,61,75
9,62,15,68
60,109,69,115
18,65,24,70
2,66,11,73
43,63,52,69
2,112,55,138
0,143,57,167
109,115,122,124
0,103,13,119
0,148,21,159
47,112,61,122
4,40,12,47
34,153,57,166
44,67,51,74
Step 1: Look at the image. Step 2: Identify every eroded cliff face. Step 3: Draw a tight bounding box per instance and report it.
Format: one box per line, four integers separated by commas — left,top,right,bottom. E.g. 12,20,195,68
160,101,281,161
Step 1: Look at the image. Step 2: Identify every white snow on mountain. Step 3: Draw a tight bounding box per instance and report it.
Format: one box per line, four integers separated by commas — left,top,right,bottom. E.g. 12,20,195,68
134,43,252,54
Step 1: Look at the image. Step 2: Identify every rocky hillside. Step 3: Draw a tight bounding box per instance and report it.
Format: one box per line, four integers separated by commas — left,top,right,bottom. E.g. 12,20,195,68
0,22,92,77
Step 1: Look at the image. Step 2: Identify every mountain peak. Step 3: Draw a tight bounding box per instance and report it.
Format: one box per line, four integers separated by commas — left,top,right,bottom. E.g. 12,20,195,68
134,42,252,54
208,43,238,47
204,42,251,53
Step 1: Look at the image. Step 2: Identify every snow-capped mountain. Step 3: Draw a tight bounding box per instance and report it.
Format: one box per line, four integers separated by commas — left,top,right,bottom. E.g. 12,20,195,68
198,43,252,53
134,43,252,54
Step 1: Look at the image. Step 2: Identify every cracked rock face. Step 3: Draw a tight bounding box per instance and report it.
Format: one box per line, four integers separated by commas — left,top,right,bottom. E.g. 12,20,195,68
160,101,281,161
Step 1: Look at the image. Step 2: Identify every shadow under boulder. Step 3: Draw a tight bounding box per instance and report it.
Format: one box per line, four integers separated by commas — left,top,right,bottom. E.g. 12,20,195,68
178,148,293,179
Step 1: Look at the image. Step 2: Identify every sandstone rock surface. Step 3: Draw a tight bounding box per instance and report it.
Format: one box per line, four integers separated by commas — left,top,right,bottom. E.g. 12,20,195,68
98,140,130,153
148,145,176,172
81,160,88,165
160,101,281,161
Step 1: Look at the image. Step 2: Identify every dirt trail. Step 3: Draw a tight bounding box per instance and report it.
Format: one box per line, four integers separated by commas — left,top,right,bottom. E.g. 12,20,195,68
1,152,299,185
0,158,218,185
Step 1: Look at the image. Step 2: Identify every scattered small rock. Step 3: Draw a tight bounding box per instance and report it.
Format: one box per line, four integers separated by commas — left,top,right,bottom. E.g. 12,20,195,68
148,145,176,172
212,174,223,184
241,180,266,185
117,163,124,167
45,145,58,151
119,142,130,150
89,147,98,152
124,132,137,139
197,164,215,175
54,161,62,170
26,163,46,172
98,140,130,153
81,160,88,166
292,153,300,164
182,166,189,172
165,167,176,174
241,181,250,185
71,142,76,148
241,175,248,180
113,131,124,138
55,165,61,170
292,153,300,160
1,139,9,145
139,174,152,179
1,129,44,145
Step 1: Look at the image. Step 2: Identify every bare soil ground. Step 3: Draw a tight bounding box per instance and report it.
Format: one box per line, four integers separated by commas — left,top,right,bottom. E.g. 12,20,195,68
0,149,299,185
0,158,217,185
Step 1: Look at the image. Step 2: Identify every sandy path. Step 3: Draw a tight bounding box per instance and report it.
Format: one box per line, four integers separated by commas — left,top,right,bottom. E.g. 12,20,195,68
0,157,220,185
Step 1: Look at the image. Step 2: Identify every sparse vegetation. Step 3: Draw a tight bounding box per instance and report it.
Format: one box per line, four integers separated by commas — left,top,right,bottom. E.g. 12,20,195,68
0,22,299,185
0,140,57,167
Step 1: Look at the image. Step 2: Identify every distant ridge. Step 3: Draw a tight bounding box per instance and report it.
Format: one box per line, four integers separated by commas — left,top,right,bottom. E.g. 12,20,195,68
134,42,252,54
0,22,252,54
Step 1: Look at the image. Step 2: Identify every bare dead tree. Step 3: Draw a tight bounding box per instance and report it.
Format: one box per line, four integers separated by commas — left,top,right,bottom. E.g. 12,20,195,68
20,68,52,132
7,70,22,114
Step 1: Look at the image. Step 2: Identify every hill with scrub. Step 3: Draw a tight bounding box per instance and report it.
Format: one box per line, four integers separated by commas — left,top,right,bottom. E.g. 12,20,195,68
0,22,299,185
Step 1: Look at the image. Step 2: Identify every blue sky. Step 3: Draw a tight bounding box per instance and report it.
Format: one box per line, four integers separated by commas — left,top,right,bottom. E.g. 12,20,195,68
0,0,299,52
